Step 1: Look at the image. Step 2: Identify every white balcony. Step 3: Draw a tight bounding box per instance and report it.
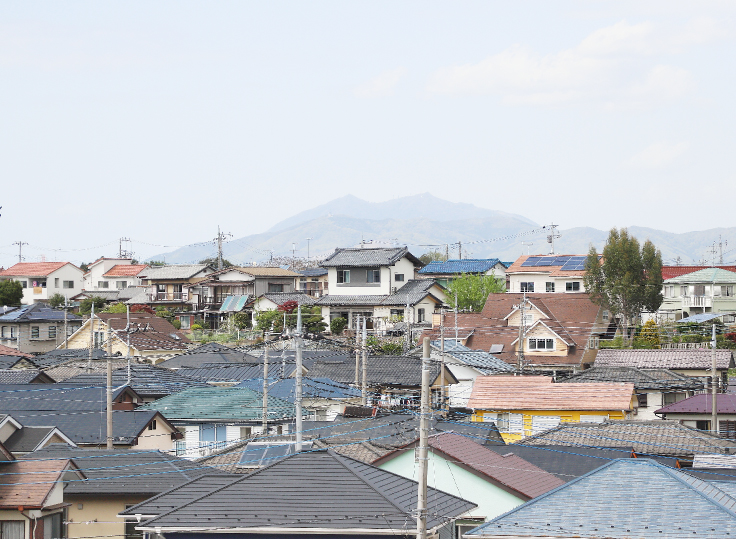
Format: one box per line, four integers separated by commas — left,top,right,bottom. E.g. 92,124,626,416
683,296,712,308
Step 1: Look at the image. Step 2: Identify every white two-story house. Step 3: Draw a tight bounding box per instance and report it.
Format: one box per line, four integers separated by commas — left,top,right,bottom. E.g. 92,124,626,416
82,257,147,292
316,246,446,333
659,267,736,322
505,254,595,294
0,262,84,304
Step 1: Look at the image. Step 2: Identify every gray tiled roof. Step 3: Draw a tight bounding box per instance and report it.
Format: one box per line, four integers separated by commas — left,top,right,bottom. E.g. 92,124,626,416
307,355,446,387
0,370,54,384
595,348,735,370
62,364,209,397
468,459,736,539
139,264,212,280
321,246,420,268
4,426,59,453
381,279,442,306
261,292,317,306
132,449,476,532
0,384,135,412
431,341,515,374
0,303,82,323
516,420,736,457
316,294,388,306
22,445,231,494
558,366,705,390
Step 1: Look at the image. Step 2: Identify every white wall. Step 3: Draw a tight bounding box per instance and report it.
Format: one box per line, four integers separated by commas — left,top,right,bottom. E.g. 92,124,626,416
507,273,586,294
18,265,84,304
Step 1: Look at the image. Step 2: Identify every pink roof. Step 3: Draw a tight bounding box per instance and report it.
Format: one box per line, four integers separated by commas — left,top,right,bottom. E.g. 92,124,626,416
0,344,32,358
103,264,147,277
0,262,78,277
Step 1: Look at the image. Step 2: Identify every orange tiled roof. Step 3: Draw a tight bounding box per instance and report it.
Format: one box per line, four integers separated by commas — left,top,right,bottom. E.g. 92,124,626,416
468,375,635,411
0,262,77,277
103,264,147,277
0,344,32,358
505,254,589,278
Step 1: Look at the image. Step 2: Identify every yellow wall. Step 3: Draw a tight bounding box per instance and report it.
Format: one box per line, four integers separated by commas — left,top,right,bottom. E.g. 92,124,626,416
135,420,176,452
472,409,629,443
67,496,148,539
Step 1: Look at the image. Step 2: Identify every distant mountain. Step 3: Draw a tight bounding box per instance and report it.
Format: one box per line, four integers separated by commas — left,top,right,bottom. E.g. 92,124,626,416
147,194,734,266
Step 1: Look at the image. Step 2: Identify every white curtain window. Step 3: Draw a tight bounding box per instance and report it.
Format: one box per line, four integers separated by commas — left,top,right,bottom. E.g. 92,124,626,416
1,521,24,539
508,413,524,434
532,416,561,435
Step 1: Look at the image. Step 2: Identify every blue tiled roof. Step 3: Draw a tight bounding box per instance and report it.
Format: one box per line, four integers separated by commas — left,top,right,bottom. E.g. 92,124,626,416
468,459,736,538
418,259,502,275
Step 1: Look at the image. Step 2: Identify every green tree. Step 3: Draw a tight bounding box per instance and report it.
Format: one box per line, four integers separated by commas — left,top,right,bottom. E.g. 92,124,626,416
446,273,506,312
79,296,106,315
155,307,175,323
420,250,447,264
48,293,66,309
199,257,234,268
102,302,128,314
583,228,664,345
0,280,24,306
302,306,327,334
232,311,252,329
330,317,347,335
635,319,661,349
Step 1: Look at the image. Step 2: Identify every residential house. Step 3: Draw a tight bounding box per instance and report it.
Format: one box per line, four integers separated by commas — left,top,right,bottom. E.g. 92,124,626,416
297,267,328,297
425,293,610,375
658,267,736,321
516,419,736,461
82,257,147,292
0,414,75,455
430,340,515,407
558,366,704,420
0,370,55,383
122,449,476,539
137,387,296,458
0,344,37,369
655,393,736,436
594,348,735,383
137,263,214,311
156,342,255,369
465,458,736,539
0,303,82,353
374,432,565,526
248,291,317,315
417,258,509,288
0,457,85,539
307,354,458,409
663,264,736,280
468,375,636,442
505,254,595,294
235,377,362,421
63,312,190,361
0,262,84,304
30,349,125,381
22,445,231,539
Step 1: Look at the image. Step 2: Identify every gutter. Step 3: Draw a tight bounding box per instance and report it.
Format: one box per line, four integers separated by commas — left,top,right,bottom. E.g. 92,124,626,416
136,527,414,535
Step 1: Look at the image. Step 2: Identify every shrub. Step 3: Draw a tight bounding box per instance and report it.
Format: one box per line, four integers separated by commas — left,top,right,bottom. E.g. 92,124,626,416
48,293,66,309
330,317,347,335
172,319,182,330
191,323,203,331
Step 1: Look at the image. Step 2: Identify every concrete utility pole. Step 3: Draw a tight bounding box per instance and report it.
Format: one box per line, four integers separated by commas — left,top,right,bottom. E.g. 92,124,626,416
106,327,114,450
262,342,269,434
517,294,526,372
214,226,232,271
361,316,368,406
126,305,132,385
62,295,68,349
295,306,303,452
546,223,561,255
87,303,95,373
458,241,462,260
712,324,718,434
440,309,446,413
12,241,28,263
354,315,361,385
416,338,431,539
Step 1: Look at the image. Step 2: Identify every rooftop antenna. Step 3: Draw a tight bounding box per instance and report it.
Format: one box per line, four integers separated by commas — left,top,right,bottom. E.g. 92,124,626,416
521,242,533,256
546,224,561,255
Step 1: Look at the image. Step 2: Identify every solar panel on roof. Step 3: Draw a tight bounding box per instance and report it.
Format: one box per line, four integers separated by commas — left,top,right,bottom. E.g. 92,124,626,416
552,256,572,265
535,258,555,266
521,257,541,267
237,441,312,467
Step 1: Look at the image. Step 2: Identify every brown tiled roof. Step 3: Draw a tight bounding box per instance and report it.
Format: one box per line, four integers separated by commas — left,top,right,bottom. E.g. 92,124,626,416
95,313,190,352
0,344,32,358
505,254,588,278
0,459,81,509
467,375,635,411
662,265,736,280
425,432,565,498
594,349,735,370
0,262,78,277
103,264,147,277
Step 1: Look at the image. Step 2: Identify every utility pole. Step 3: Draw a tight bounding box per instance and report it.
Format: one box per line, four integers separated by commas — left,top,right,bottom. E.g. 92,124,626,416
87,303,95,373
12,241,28,263
306,238,312,260
213,226,232,271
440,309,446,413
517,293,526,372
354,315,361,385
262,342,269,434
712,324,718,434
361,316,368,406
106,324,114,450
458,241,462,260
118,237,132,259
405,302,412,353
546,224,561,255
62,295,68,349
521,242,533,256
295,306,303,452
126,305,132,385
454,291,458,342
416,338,431,539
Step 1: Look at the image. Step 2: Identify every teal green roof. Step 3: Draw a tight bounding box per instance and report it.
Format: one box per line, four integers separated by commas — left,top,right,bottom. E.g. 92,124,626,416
664,267,736,284
139,387,295,421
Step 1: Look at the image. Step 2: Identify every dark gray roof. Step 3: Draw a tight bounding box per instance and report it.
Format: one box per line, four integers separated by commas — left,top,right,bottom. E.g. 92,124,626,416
133,449,476,532
595,348,735,370
0,356,34,369
321,246,421,268
4,426,60,453
316,294,388,306
558,366,705,390
299,268,328,277
22,445,231,495
381,279,443,306
0,303,82,323
12,410,163,446
307,356,448,387
157,344,256,369
32,349,108,368
0,370,54,384
0,384,136,412
62,364,208,397
432,341,515,374
235,377,361,402
468,459,736,539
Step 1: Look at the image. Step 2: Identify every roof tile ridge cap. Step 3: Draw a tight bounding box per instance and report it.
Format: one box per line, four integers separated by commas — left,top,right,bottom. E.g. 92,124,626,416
659,463,736,517
326,449,411,515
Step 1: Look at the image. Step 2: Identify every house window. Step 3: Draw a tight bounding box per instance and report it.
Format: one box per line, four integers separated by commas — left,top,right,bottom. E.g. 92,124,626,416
1,520,25,539
417,308,426,323
48,326,57,339
10,327,16,338
116,281,128,289
394,273,405,282
528,338,554,350
546,282,555,292
0,327,5,338
390,309,404,320
125,505,144,539
696,420,711,432
240,426,252,439
602,310,609,322
521,313,533,326
199,424,227,442
366,269,381,283
566,282,580,292
268,283,284,293
54,278,59,288
93,331,105,349
179,315,191,330
520,282,534,292
636,393,648,408
148,420,157,431
31,326,40,339
680,285,688,297
63,280,74,289
663,391,686,405
694,284,706,296
663,285,674,298
42,512,63,539
722,286,734,297
98,281,110,289
337,270,350,284
20,281,27,289
720,420,736,439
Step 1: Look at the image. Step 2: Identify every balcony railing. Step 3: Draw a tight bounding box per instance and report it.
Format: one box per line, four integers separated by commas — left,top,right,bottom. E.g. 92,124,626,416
683,296,712,308
154,292,185,301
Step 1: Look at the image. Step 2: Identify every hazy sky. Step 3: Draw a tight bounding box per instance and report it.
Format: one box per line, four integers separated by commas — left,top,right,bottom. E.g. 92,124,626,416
1,1,734,267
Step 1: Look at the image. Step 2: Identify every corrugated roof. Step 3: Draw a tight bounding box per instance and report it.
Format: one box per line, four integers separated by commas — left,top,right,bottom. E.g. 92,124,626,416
595,349,735,370
468,375,635,411
321,247,421,268
467,459,736,539
665,267,736,284
431,341,515,374
219,295,251,312
0,262,78,277
418,259,502,275
316,294,388,306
